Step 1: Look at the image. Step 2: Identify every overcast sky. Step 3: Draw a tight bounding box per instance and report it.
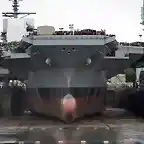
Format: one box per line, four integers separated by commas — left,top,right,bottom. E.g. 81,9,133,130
0,0,143,42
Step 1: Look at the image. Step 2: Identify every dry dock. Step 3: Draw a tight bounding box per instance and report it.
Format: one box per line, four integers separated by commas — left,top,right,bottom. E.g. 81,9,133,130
0,109,143,143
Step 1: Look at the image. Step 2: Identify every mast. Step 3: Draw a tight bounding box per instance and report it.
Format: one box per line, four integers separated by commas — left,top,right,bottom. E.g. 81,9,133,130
1,0,36,43
2,0,36,19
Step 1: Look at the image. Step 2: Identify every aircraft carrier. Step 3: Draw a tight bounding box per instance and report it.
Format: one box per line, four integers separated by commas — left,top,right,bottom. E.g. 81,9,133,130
0,0,144,123
0,0,123,123
0,0,144,143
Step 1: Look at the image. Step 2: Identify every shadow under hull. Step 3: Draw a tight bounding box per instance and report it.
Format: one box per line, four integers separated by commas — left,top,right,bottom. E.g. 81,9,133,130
106,87,144,118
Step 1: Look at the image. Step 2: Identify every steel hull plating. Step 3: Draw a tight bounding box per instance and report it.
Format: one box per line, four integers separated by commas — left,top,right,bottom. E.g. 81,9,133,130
26,87,106,122
23,43,110,122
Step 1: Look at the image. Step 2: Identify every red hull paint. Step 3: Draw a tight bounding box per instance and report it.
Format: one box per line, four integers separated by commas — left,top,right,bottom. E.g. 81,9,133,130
26,89,106,123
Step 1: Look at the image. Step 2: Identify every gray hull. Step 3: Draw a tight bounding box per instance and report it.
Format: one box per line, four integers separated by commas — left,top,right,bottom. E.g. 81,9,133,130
22,42,111,122
3,41,118,122
26,68,107,122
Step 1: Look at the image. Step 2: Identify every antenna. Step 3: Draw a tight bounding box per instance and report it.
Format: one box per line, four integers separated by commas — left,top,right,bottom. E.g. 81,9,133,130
139,34,142,42
2,0,36,18
69,24,74,35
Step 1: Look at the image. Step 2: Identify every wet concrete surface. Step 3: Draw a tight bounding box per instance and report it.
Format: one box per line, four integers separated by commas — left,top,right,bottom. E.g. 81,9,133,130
0,109,143,143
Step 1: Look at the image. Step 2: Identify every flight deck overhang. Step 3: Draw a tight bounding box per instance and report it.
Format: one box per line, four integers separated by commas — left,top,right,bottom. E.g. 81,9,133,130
2,51,30,59
115,45,144,67
116,45,144,58
1,52,31,80
102,49,144,79
102,56,130,79
0,67,9,77
22,35,116,45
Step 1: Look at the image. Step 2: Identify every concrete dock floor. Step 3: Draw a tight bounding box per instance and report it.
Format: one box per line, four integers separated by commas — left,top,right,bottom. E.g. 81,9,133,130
0,109,143,143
